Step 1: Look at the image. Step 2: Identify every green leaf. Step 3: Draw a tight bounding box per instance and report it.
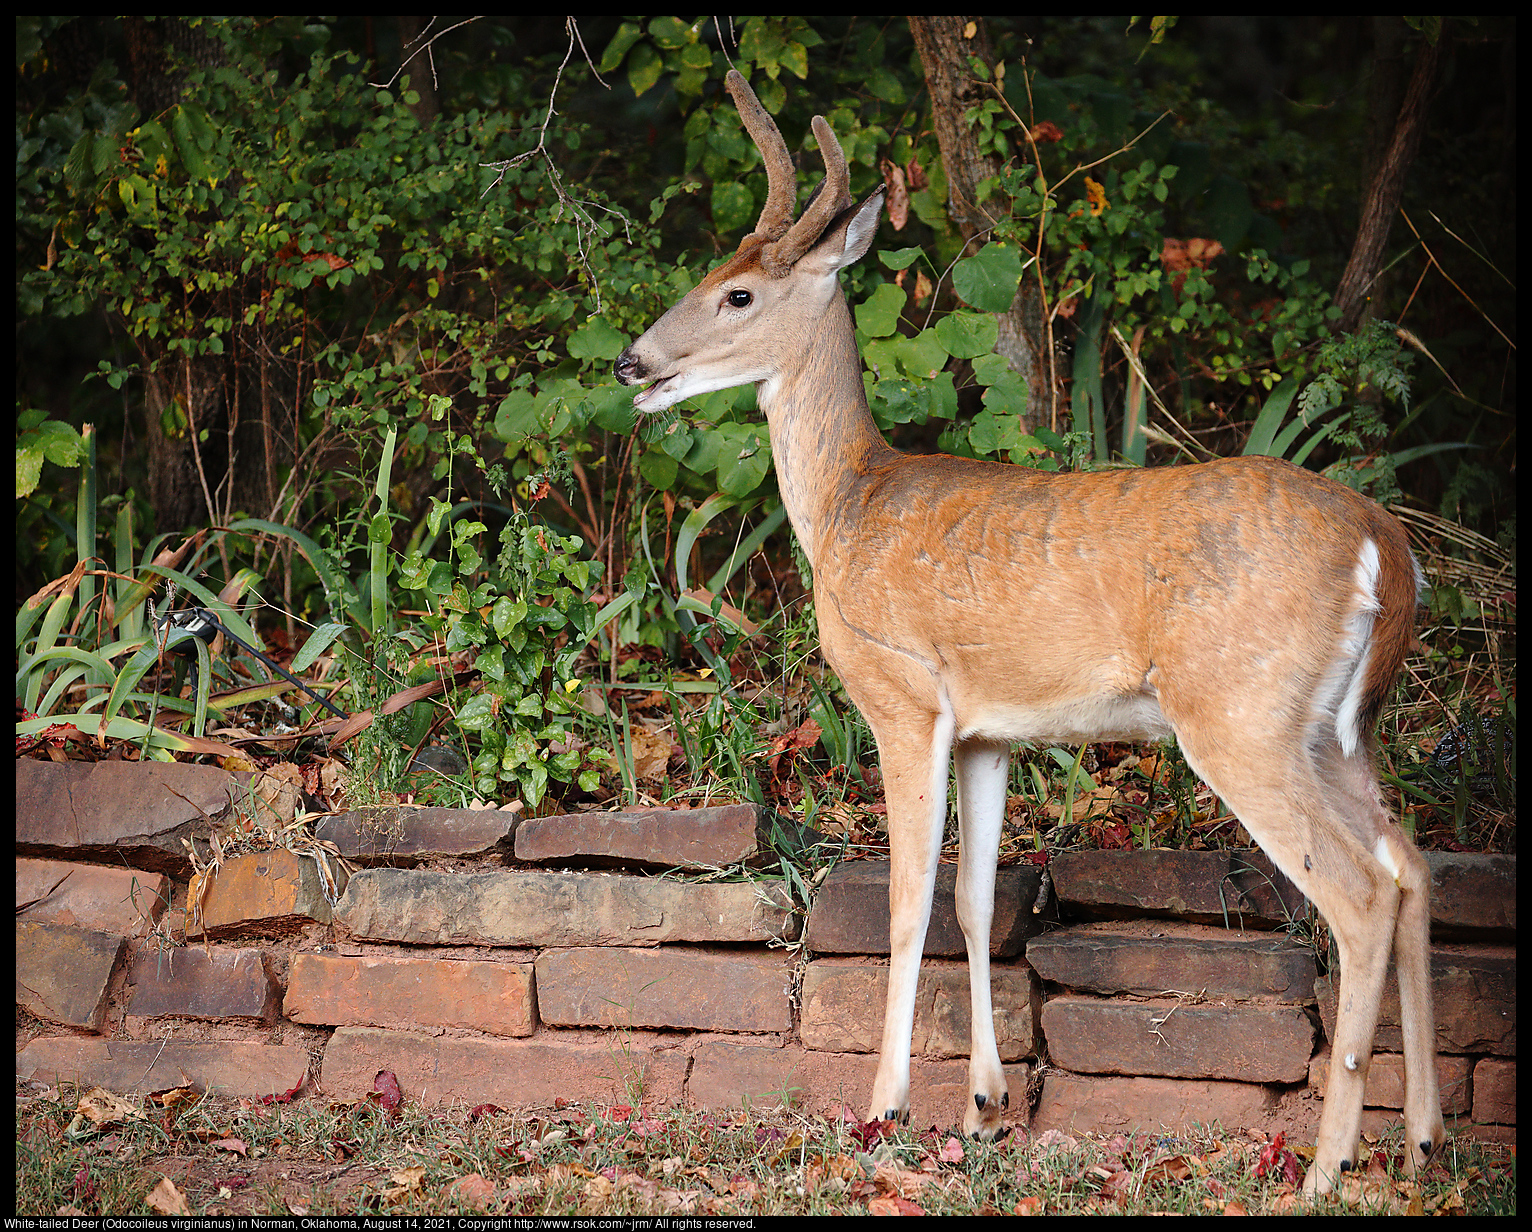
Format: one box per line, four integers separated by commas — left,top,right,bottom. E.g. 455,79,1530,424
646,15,691,49
586,383,637,433
639,448,679,490
933,310,998,359
898,328,950,380
715,423,771,496
855,283,905,337
711,180,755,235
16,447,44,499
599,22,644,73
493,390,540,441
567,316,628,362
952,243,1023,312
867,66,906,103
627,41,664,97
878,246,925,271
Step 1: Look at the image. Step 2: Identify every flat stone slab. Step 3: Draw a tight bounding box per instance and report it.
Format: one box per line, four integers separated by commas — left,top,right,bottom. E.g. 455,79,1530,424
335,868,798,947
285,952,534,1037
805,860,1043,957
1424,851,1516,938
535,947,793,1033
314,806,516,862
1041,994,1314,1084
17,858,170,936
16,920,125,1030
1050,849,1304,927
1026,920,1317,1002
16,1036,309,1100
515,803,785,870
16,759,247,875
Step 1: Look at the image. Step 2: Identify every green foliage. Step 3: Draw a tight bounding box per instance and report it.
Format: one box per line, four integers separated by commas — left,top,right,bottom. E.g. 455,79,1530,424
16,412,87,499
397,503,608,805
14,18,1513,821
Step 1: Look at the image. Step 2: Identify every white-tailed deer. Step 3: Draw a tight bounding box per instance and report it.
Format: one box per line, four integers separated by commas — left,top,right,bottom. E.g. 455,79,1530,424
614,71,1444,1195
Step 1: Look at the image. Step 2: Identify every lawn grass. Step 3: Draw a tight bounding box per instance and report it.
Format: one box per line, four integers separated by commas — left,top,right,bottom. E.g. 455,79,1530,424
17,1079,1515,1217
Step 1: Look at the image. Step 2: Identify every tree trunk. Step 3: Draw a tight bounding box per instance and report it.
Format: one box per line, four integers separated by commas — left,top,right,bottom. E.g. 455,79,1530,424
396,17,441,127
907,15,1058,431
1333,23,1444,334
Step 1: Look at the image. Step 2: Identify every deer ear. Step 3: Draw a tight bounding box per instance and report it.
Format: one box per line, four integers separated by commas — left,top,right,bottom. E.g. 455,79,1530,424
799,187,884,276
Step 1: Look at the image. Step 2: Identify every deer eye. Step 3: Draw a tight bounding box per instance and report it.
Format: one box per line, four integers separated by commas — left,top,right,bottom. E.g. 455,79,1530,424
726,288,752,308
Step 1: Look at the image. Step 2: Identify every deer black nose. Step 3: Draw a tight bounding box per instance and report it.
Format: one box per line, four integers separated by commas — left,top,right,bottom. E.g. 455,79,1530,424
614,349,641,385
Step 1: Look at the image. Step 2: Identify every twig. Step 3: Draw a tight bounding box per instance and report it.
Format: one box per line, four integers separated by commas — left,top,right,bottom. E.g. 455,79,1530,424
368,16,484,92
478,18,630,312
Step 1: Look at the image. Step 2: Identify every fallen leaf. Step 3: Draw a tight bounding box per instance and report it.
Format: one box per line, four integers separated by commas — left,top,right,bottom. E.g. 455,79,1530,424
146,1176,191,1216
380,1165,426,1204
447,1172,497,1210
370,1070,404,1114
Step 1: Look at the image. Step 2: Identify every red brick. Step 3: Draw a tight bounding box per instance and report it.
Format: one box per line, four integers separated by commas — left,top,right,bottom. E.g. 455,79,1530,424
320,1025,687,1109
286,952,533,1036
129,945,280,1022
535,948,791,1032
800,957,1035,1059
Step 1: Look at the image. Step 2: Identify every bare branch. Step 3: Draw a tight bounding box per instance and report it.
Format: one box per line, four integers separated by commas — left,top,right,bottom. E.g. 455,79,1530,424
368,15,483,91
478,18,630,312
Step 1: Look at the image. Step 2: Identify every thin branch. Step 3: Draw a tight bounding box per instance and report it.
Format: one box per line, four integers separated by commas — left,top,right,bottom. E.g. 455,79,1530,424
368,15,484,91
478,18,628,313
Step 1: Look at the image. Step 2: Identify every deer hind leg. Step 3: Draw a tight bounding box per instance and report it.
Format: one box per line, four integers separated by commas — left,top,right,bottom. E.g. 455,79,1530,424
867,707,954,1128
1321,746,1446,1177
1169,726,1408,1197
954,737,1011,1139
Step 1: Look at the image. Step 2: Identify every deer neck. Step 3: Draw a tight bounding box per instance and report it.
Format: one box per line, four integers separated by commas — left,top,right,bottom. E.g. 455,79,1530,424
757,291,895,570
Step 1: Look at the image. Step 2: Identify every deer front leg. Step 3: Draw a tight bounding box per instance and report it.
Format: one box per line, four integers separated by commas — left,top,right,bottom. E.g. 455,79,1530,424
954,737,1010,1139
868,709,954,1127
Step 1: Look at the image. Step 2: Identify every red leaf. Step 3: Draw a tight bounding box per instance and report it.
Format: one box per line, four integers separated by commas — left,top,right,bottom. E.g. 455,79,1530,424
369,1070,403,1113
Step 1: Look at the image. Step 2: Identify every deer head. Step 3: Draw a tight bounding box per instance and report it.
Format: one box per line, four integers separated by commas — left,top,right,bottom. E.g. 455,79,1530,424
614,70,885,416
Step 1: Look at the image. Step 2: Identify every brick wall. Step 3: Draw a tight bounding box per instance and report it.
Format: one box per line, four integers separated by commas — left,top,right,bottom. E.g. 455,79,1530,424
15,758,1517,1147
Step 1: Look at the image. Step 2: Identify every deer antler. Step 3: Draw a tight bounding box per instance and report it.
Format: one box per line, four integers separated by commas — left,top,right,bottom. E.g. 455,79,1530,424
725,70,853,274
